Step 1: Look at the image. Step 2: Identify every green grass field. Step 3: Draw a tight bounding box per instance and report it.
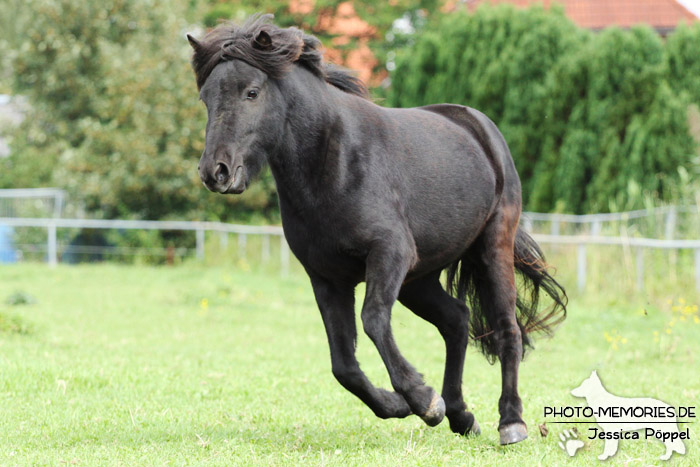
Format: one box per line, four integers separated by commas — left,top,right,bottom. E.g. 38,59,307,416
1,263,698,466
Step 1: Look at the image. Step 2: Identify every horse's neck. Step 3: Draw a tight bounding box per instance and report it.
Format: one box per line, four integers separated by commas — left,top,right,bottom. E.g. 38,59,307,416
268,73,359,214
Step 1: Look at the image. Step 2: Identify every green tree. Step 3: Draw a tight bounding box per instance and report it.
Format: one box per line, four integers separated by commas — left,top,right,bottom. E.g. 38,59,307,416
4,0,278,222
666,22,700,104
532,27,696,212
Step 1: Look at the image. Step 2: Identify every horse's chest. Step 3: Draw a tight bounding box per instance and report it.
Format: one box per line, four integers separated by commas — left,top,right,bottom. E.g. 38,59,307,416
281,212,367,283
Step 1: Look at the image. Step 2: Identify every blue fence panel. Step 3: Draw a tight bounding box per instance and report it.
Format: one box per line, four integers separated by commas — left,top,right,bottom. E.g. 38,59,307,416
0,224,18,263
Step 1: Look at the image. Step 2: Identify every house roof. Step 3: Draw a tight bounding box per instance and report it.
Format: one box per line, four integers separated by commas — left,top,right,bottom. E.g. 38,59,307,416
468,0,698,31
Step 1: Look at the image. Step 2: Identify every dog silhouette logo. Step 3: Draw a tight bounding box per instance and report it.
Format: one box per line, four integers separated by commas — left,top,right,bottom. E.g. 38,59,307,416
571,370,687,460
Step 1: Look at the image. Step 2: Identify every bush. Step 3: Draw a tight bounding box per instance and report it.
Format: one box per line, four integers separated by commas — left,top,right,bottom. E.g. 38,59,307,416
5,0,281,223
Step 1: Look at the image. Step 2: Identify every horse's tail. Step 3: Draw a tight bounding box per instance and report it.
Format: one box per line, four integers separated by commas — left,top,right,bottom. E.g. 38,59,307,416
446,226,567,362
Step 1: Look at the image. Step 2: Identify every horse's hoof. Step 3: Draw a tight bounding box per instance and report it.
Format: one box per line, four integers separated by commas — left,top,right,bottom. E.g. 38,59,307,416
420,393,446,427
448,410,480,436
499,423,528,445
470,419,481,436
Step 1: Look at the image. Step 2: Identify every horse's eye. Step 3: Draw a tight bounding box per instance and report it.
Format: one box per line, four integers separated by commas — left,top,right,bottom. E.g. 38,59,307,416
247,89,259,100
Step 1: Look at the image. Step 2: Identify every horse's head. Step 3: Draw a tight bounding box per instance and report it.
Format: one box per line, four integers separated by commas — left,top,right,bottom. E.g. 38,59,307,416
188,15,367,194
189,27,288,194
194,54,282,194
187,16,301,194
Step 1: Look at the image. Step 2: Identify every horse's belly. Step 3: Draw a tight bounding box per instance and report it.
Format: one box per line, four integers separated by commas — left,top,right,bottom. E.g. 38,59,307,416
403,154,497,275
409,201,492,276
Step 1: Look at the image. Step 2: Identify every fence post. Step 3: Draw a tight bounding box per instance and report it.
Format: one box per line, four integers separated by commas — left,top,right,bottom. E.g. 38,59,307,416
196,228,205,260
695,248,700,293
635,248,644,291
665,207,676,240
219,231,228,250
592,220,602,236
522,218,533,233
577,244,586,292
47,222,57,267
280,235,290,276
551,218,560,236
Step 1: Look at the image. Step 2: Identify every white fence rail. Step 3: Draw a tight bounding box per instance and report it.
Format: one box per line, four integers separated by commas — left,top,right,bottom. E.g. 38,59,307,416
0,217,289,274
1,216,700,291
531,234,700,292
523,205,692,223
521,205,698,239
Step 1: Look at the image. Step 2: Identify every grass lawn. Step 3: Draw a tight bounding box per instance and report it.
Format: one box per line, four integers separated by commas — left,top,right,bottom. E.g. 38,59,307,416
0,263,698,465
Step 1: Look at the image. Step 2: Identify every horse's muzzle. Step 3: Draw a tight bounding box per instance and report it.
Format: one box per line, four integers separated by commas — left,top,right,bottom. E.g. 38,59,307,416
199,155,247,194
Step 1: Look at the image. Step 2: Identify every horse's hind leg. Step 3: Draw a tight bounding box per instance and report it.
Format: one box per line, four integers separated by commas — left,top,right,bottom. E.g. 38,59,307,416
309,274,412,419
399,271,480,436
472,205,527,445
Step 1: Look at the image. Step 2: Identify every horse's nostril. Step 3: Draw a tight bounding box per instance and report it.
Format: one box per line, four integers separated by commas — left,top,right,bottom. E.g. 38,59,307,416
214,162,230,184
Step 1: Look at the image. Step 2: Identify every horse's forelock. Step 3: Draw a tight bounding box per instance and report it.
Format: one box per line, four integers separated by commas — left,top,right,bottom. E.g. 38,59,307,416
190,14,368,99
192,15,304,89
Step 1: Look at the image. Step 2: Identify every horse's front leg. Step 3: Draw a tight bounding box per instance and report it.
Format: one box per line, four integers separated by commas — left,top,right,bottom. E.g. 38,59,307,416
309,273,412,419
361,236,446,427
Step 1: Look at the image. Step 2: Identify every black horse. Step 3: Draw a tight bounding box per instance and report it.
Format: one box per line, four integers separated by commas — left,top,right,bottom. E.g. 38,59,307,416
187,15,566,445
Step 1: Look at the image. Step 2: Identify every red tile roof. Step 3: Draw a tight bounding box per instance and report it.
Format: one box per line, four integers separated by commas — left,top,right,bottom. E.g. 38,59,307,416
468,0,698,30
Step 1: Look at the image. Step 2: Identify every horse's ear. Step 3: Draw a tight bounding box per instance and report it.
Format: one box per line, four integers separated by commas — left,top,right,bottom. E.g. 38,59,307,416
187,34,202,52
253,30,273,50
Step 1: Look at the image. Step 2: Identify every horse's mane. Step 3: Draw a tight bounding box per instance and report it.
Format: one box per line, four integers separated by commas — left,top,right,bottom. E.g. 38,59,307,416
190,14,368,99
